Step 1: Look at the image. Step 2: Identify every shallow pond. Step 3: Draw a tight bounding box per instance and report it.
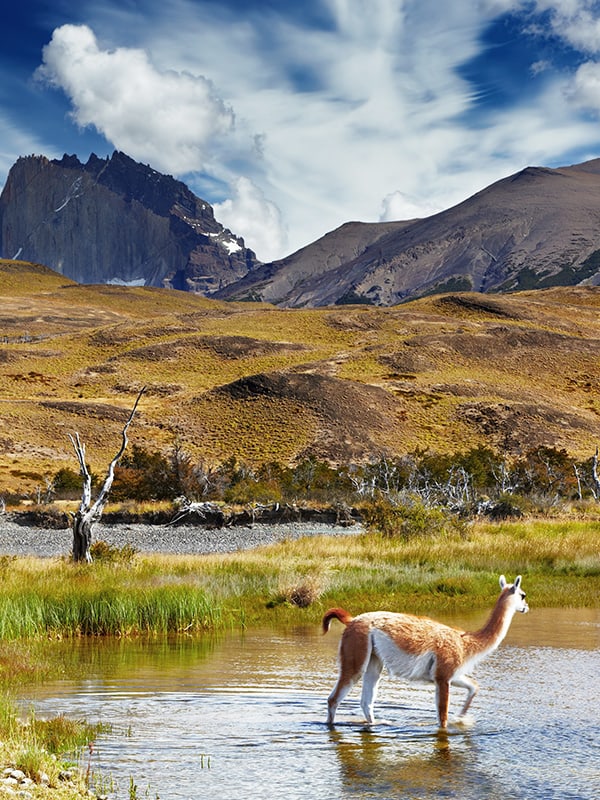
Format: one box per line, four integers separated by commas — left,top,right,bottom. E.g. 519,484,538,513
24,608,599,800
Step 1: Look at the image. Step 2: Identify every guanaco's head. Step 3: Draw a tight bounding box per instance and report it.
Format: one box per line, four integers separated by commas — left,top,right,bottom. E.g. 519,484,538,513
499,575,529,614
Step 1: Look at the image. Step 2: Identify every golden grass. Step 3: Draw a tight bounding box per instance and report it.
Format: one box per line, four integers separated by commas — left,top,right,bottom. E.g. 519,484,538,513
0,260,77,295
3,261,600,491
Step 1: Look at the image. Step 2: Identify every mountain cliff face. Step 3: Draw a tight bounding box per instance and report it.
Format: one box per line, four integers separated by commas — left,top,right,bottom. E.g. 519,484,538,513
0,151,259,292
218,159,600,306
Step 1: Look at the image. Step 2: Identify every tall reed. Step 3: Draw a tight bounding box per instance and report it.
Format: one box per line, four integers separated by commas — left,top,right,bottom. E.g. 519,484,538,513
0,558,223,639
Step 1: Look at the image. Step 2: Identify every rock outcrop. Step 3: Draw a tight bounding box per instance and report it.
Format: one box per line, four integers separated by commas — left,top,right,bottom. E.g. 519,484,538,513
0,151,259,292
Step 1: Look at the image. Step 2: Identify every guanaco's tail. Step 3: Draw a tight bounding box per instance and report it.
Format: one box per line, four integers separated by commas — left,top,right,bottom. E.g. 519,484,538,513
322,607,353,634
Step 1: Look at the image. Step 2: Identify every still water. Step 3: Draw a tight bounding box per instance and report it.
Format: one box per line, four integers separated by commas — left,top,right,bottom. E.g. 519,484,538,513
24,608,599,800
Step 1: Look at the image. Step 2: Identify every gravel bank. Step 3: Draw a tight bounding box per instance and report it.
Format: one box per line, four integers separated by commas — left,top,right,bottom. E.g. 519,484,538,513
0,517,363,558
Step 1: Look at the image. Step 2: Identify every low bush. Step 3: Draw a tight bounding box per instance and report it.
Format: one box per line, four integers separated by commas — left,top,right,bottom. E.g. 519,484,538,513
361,494,466,539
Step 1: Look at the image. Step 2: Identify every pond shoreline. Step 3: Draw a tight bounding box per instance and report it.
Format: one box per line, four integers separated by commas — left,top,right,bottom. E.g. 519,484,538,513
0,516,363,558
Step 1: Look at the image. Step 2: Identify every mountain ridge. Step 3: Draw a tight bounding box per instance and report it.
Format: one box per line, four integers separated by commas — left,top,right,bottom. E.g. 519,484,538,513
3,152,600,306
219,159,600,306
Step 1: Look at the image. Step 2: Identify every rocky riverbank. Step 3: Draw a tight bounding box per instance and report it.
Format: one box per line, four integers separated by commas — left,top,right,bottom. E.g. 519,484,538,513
0,514,363,558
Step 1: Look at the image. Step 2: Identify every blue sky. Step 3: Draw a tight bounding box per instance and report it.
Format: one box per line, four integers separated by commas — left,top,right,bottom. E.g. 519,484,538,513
2,1,600,261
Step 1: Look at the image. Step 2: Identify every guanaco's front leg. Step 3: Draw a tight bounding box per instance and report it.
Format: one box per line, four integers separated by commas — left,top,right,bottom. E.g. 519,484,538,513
452,675,479,718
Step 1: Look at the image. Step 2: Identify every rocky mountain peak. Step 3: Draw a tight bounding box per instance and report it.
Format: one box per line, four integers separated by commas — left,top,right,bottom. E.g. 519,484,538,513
0,151,259,292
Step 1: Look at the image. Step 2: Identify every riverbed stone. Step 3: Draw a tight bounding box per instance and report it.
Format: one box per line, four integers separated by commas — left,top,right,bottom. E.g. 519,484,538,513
0,517,362,558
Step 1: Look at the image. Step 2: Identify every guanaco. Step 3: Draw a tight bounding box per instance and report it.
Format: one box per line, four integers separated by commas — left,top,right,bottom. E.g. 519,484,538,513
322,575,528,728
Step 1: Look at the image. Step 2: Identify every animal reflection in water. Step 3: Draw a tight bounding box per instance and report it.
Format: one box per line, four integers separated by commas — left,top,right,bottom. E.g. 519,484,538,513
323,575,528,728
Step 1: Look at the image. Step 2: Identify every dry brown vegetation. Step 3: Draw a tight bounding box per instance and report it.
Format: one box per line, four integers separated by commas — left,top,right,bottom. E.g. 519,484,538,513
1,260,600,493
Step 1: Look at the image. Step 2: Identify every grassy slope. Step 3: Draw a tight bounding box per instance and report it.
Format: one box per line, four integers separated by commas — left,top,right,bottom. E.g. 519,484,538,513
2,260,600,492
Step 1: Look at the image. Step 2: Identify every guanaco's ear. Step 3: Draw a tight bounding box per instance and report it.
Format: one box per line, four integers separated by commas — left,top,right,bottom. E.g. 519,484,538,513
499,575,507,589
514,575,522,589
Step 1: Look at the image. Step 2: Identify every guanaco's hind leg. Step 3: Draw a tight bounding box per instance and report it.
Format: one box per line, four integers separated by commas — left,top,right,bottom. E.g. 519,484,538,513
327,624,372,725
327,674,357,725
451,675,478,719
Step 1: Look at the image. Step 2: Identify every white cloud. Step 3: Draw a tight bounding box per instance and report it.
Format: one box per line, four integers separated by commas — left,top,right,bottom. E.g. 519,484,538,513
214,177,287,262
531,59,552,75
379,191,438,222
35,24,235,176
533,1,600,53
566,60,600,112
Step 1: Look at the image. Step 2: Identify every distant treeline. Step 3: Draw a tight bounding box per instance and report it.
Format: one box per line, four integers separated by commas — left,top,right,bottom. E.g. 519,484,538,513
32,443,600,517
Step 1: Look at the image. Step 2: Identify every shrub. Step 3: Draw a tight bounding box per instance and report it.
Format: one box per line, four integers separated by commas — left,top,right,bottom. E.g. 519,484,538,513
89,540,137,565
268,573,324,608
362,494,464,539
52,466,85,498
112,444,180,501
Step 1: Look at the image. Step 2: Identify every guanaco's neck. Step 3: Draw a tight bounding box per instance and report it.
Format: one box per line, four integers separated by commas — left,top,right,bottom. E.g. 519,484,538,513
462,591,515,657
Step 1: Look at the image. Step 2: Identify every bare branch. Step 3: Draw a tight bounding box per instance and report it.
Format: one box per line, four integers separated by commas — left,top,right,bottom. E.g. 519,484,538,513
88,386,146,520
68,432,92,512
70,387,146,562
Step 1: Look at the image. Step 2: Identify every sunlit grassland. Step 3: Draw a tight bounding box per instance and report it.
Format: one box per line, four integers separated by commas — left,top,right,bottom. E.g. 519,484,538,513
396,394,480,454
0,520,598,645
194,307,355,348
0,260,77,295
4,264,600,492
115,345,325,391
52,283,225,319
0,554,223,640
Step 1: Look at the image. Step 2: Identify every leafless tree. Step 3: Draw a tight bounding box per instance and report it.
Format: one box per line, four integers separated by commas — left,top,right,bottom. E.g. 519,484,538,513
592,447,600,500
69,388,145,562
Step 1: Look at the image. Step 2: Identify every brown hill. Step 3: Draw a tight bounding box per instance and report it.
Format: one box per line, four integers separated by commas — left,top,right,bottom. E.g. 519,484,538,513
218,160,600,306
1,260,599,493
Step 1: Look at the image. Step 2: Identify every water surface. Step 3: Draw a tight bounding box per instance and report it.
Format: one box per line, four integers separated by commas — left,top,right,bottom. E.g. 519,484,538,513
25,608,599,800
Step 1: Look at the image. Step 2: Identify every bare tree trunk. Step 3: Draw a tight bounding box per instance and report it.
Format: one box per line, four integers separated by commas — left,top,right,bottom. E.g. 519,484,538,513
592,447,600,501
72,510,94,563
69,388,145,562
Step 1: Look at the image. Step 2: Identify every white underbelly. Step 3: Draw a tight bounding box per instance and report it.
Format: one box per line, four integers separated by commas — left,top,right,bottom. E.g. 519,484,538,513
371,629,436,682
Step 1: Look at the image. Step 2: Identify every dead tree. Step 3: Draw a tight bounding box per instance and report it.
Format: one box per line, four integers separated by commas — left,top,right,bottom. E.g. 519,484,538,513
592,447,600,500
69,388,145,562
